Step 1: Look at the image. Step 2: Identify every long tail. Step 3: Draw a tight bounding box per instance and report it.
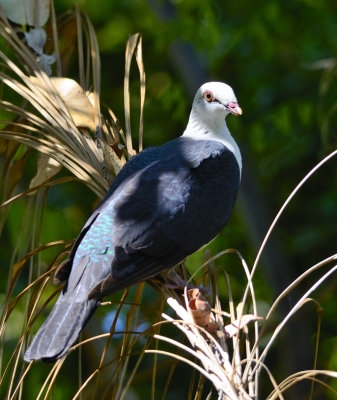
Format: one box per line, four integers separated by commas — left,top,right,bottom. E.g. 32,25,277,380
24,294,99,362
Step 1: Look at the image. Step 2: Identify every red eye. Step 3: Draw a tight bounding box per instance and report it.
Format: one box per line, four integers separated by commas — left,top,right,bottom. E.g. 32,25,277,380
203,90,213,102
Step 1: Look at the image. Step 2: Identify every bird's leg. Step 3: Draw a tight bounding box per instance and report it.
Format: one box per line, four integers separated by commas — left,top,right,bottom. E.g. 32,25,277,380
160,269,193,290
150,269,209,297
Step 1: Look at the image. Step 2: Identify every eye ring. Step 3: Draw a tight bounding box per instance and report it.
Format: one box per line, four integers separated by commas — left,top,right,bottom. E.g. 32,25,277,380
203,90,213,102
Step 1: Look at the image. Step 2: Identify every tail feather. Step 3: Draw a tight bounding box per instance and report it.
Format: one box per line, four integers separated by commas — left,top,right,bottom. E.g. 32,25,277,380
24,295,99,362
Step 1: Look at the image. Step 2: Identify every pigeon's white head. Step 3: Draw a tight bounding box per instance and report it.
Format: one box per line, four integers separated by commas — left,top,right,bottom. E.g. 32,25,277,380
193,81,242,120
184,81,242,171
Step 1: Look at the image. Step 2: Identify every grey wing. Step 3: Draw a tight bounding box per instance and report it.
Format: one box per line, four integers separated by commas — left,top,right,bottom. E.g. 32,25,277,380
93,151,239,297
87,163,193,298
54,147,163,285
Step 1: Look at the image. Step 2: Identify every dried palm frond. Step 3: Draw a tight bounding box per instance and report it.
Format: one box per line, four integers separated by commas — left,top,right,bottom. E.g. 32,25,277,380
0,3,147,399
0,14,109,198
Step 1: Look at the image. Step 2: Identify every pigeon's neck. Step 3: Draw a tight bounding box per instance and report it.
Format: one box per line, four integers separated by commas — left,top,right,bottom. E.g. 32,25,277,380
183,110,242,173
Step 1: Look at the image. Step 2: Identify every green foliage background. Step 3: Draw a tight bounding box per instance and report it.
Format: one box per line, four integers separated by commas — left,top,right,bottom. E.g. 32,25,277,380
1,0,337,399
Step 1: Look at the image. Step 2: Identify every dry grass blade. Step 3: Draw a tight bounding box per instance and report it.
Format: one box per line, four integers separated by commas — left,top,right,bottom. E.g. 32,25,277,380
124,33,146,155
146,348,228,395
8,361,32,400
50,0,62,76
82,10,101,127
72,369,100,400
2,278,55,397
119,335,153,400
0,131,106,197
74,4,85,88
0,176,77,208
91,289,130,399
160,297,248,400
124,35,137,154
0,9,42,74
265,253,337,321
115,283,144,399
36,359,65,400
241,147,337,312
1,240,68,324
134,35,146,152
267,370,337,400
160,350,180,400
254,264,337,378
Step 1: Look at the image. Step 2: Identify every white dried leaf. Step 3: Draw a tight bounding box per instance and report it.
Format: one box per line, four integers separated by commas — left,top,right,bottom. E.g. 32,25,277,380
49,78,96,131
37,53,56,76
25,28,47,55
29,154,62,190
224,314,263,338
0,0,50,27
30,77,96,131
86,91,95,107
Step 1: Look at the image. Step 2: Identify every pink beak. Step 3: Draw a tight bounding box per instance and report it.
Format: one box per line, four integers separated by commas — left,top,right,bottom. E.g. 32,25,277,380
227,102,243,116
